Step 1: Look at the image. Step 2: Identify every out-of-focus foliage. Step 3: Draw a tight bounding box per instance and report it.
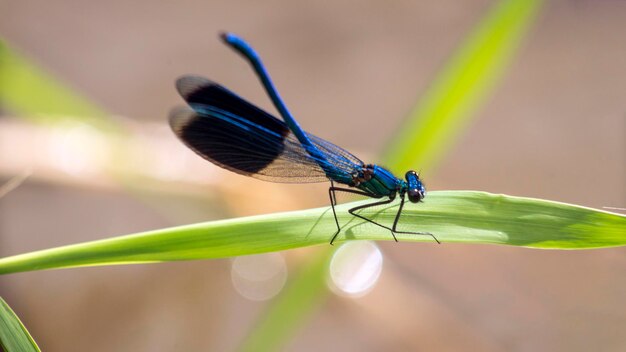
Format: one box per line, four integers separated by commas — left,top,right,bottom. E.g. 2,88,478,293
0,297,41,352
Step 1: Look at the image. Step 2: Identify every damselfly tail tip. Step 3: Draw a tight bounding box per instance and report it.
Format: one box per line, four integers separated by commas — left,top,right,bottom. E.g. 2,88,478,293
219,31,235,44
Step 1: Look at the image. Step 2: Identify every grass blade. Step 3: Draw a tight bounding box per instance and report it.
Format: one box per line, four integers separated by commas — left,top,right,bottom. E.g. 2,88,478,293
0,191,623,275
0,297,41,352
384,0,542,172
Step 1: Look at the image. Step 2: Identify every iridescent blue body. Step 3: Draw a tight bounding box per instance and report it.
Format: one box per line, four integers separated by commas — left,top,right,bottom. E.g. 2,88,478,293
169,33,436,244
356,165,402,197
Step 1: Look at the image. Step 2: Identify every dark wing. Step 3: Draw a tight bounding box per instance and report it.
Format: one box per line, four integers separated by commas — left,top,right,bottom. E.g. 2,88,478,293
169,75,363,184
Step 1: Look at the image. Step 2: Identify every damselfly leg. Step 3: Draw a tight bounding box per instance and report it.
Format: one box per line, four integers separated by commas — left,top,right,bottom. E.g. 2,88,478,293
328,184,439,245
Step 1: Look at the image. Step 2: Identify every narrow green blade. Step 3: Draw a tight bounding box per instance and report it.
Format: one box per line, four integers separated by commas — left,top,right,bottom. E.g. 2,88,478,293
0,191,623,275
384,0,542,172
0,297,41,352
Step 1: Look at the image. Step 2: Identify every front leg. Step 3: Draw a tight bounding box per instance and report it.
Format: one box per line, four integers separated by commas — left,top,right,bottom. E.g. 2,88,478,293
328,183,380,245
346,193,441,244
391,193,440,244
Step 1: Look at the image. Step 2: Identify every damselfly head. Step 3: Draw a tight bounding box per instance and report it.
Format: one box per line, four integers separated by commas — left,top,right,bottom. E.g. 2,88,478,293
405,170,426,203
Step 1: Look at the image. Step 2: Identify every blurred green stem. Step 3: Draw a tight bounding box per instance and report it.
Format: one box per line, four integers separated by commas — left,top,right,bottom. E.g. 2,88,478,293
384,0,542,174
0,40,116,132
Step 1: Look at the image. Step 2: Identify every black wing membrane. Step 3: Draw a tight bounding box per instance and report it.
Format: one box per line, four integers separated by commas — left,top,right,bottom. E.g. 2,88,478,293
170,75,363,184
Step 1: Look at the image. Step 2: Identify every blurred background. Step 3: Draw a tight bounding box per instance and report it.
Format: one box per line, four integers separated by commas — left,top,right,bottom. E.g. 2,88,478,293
0,0,625,351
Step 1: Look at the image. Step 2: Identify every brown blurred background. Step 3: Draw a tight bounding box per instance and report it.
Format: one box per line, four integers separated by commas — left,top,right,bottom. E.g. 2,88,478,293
0,0,625,351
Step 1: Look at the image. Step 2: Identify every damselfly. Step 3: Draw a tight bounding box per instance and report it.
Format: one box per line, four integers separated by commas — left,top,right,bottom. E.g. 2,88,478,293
169,33,438,245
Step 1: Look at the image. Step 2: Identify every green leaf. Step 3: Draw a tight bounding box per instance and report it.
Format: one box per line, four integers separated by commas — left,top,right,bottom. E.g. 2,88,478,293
0,297,41,352
0,191,623,275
